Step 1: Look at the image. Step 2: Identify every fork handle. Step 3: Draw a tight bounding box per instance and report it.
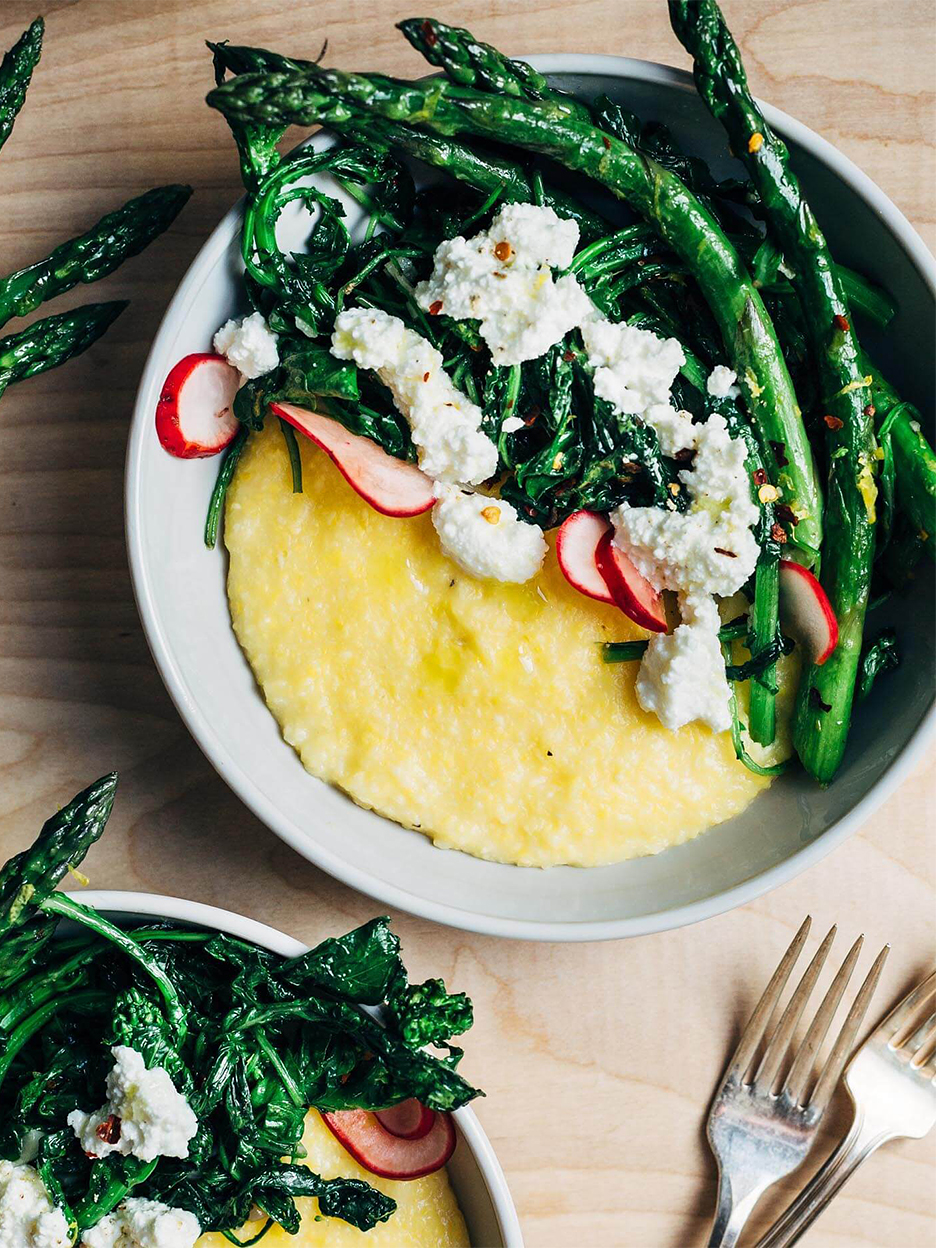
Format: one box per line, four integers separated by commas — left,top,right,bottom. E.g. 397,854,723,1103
754,1116,893,1248
709,1171,771,1248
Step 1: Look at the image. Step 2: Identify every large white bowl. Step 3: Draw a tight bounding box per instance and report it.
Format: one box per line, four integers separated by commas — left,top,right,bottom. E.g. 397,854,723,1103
127,55,935,941
75,890,523,1248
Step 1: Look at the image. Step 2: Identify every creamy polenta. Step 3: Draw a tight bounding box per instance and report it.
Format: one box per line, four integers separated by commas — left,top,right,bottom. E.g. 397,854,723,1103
197,1110,467,1248
225,425,791,867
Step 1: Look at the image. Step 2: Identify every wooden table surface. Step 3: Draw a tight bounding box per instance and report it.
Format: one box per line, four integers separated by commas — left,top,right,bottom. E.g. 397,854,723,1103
0,2,933,1244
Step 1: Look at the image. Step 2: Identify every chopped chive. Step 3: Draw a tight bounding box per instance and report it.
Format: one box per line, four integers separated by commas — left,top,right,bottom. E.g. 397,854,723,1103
279,417,303,493
205,425,248,550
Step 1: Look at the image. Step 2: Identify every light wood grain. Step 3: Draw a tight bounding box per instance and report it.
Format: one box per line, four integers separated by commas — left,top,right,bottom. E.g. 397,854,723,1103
0,2,933,1245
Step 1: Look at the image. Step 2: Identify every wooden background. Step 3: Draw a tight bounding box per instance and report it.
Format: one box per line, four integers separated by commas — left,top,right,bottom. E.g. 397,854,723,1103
0,2,933,1244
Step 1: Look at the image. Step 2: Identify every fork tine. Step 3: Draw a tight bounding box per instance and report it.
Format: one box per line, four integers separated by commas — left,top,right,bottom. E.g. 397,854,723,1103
754,925,836,1093
889,972,936,1049
810,944,890,1111
726,916,811,1081
784,933,864,1105
910,1019,936,1072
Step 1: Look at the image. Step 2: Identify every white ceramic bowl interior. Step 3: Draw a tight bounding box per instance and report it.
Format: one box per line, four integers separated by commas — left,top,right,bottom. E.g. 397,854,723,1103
74,890,523,1248
127,55,935,941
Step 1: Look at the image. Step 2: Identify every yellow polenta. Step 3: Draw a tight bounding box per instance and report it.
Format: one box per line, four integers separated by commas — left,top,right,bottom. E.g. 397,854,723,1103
196,1110,467,1248
225,424,787,866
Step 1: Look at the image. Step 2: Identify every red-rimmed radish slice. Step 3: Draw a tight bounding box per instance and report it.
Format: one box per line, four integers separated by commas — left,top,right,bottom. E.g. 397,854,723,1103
556,510,614,604
375,1099,436,1141
271,401,434,518
321,1108,455,1180
156,353,239,458
778,559,838,665
595,531,667,633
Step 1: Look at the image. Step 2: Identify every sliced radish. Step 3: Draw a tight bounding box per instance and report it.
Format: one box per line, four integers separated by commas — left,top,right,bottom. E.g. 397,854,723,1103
156,353,239,458
778,559,838,665
321,1108,455,1180
556,510,614,604
595,531,667,633
375,1099,436,1140
271,402,434,518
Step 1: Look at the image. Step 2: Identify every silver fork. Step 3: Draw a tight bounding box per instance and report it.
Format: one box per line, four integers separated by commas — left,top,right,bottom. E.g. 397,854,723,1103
705,916,888,1248
756,968,936,1247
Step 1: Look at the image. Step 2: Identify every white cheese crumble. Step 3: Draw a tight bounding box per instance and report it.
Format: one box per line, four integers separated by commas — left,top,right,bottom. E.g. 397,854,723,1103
636,595,734,733
611,412,760,733
432,484,547,582
0,1161,71,1248
213,311,280,379
415,202,593,365
706,364,740,399
330,307,497,485
80,1198,200,1248
580,318,686,418
68,1045,198,1164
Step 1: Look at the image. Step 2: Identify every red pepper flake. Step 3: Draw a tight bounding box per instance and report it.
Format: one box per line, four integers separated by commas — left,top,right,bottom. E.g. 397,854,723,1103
96,1114,121,1145
428,300,443,316
601,135,611,150
493,240,512,262
770,522,788,544
775,503,798,526
824,414,844,430
562,349,575,362
714,547,737,558
833,313,850,332
421,19,438,46
864,403,876,419
524,404,541,426
752,468,767,486
769,439,789,467
422,371,430,382
809,687,833,713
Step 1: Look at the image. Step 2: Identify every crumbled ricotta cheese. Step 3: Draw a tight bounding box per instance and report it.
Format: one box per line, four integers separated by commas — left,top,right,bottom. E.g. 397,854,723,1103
636,595,733,733
706,364,740,399
584,319,758,734
213,311,279,379
432,484,547,582
68,1045,198,1164
330,307,497,485
580,317,686,417
501,415,525,433
612,412,760,733
0,1161,71,1248
416,202,593,365
490,202,582,269
641,403,697,458
80,1198,200,1248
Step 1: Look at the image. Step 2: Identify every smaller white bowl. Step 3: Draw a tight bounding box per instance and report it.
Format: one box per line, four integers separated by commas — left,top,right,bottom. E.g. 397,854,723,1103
72,890,523,1248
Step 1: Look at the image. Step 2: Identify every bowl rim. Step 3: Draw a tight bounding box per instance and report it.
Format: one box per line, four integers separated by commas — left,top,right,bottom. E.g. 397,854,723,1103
73,888,524,1248
125,53,935,943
